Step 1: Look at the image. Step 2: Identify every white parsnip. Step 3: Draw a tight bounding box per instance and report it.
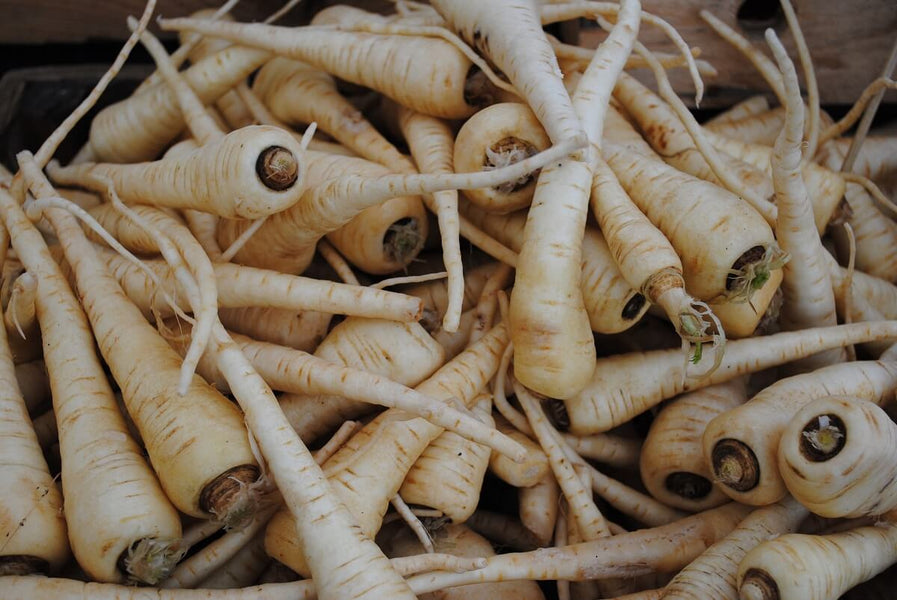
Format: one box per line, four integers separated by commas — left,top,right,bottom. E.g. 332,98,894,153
778,395,897,518
737,517,897,600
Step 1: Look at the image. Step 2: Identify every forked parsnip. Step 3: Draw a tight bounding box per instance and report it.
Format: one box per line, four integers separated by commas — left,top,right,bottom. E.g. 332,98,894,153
0,184,182,584
737,515,897,600
0,298,68,575
508,0,640,399
563,322,897,435
778,395,897,518
661,496,808,600
703,361,897,506
765,29,840,370
639,379,748,512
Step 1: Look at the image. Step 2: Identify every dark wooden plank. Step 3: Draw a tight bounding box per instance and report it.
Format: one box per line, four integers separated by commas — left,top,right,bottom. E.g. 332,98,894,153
0,0,301,44
577,0,897,108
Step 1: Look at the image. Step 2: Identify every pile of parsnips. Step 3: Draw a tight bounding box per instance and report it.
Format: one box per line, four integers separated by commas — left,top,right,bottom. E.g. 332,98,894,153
1,1,897,599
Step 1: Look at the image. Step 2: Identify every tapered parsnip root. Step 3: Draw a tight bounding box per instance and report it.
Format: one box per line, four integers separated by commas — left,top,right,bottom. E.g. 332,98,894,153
86,44,270,162
565,322,897,435
394,103,465,331
99,247,424,323
662,496,808,600
158,16,498,119
0,183,182,584
737,517,897,600
0,303,68,574
509,0,641,399
766,28,840,371
778,395,897,518
49,125,305,219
